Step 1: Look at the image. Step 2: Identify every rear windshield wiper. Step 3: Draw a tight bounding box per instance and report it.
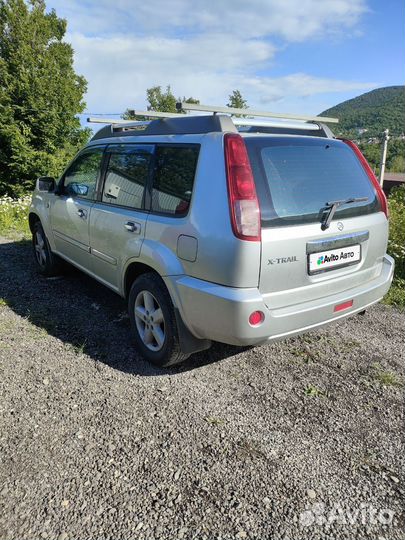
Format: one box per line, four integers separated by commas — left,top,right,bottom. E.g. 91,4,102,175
321,197,369,230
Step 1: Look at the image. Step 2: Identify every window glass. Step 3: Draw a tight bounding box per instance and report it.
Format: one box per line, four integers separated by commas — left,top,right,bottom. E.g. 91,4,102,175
152,146,199,216
102,145,153,209
245,137,378,227
64,149,103,200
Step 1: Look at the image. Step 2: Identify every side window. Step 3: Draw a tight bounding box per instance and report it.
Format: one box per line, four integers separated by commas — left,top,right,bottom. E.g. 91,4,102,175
102,145,153,209
152,146,199,216
63,149,103,200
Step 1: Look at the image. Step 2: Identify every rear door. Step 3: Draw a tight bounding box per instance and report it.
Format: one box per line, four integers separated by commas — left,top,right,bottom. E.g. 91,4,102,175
89,143,154,291
50,147,104,272
245,136,388,309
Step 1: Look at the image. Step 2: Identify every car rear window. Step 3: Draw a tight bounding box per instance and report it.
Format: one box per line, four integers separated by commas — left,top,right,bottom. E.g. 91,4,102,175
244,137,379,227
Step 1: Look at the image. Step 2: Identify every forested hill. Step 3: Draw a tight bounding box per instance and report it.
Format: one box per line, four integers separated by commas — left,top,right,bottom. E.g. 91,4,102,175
320,86,404,139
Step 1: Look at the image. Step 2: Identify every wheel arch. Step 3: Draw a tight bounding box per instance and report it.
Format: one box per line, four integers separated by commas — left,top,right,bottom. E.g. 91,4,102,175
124,261,211,358
123,261,161,299
28,212,41,232
122,242,185,299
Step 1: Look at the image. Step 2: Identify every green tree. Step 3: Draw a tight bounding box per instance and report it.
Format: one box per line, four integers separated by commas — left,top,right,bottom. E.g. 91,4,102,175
386,139,405,172
227,89,248,117
180,96,200,106
227,89,248,109
146,85,177,112
389,155,405,173
122,86,199,119
359,138,405,175
358,142,381,174
0,0,89,196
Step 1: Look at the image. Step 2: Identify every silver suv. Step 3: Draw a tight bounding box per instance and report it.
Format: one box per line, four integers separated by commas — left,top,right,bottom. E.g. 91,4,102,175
29,105,394,367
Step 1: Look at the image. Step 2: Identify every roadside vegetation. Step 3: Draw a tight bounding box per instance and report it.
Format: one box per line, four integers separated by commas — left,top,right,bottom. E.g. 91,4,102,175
383,185,405,309
0,195,30,238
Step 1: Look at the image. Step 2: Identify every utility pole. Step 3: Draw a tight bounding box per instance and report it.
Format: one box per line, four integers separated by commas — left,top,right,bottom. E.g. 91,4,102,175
379,129,389,187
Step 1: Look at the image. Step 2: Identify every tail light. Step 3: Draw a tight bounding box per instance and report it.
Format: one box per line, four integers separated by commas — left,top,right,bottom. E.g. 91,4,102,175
341,139,388,218
224,133,261,241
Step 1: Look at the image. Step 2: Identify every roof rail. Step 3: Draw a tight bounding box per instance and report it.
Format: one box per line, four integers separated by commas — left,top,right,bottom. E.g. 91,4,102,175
87,110,184,126
176,101,339,124
88,104,338,141
89,114,238,141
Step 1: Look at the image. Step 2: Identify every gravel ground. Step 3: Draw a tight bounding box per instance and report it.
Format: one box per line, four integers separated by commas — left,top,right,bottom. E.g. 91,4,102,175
0,236,404,540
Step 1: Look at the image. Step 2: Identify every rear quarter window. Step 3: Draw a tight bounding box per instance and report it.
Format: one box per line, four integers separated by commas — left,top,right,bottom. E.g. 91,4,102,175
245,137,379,227
151,146,199,217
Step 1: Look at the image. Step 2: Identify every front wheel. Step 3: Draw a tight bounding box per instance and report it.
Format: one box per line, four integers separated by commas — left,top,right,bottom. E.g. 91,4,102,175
128,273,189,367
32,221,61,276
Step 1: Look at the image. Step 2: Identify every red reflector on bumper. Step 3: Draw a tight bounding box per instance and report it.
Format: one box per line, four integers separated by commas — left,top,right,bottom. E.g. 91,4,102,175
334,300,353,312
249,311,264,326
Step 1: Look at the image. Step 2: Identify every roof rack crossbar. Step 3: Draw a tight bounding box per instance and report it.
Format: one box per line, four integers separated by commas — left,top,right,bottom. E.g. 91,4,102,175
232,118,322,130
177,102,339,124
87,117,152,127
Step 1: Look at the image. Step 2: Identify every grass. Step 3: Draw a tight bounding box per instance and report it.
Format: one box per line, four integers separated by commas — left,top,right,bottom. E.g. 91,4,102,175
304,384,325,397
375,371,402,387
0,195,31,238
73,341,87,355
64,340,88,356
372,363,403,387
382,278,405,310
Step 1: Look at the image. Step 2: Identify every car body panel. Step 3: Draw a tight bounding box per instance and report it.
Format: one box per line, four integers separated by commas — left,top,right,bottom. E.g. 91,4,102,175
165,255,394,345
259,212,389,309
90,203,148,292
29,124,394,351
50,196,94,272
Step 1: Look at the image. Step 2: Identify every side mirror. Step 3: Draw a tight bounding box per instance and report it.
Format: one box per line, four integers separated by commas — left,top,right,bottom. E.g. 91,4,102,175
36,176,56,192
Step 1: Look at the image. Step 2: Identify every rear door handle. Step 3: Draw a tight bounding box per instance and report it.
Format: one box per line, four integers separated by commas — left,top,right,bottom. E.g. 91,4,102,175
77,208,87,219
124,221,141,233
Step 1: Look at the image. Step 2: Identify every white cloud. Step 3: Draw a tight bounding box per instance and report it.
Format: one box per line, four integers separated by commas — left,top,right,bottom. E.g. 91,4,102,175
70,32,376,116
52,0,367,41
244,73,377,103
45,0,375,118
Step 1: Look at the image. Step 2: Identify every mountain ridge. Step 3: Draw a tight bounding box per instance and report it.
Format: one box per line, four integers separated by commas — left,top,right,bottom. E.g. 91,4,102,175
320,86,404,139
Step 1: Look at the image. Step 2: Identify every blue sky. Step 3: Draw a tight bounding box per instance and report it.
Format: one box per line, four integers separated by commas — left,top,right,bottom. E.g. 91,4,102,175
46,0,404,121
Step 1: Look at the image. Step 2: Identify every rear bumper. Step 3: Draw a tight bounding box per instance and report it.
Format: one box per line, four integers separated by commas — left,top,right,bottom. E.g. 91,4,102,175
166,255,395,346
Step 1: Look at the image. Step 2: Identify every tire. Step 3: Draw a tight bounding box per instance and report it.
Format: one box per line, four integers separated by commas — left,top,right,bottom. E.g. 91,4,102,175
128,273,189,367
32,221,62,277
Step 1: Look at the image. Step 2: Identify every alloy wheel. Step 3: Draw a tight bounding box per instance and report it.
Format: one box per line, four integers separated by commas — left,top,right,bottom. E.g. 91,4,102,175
134,290,165,352
34,231,47,267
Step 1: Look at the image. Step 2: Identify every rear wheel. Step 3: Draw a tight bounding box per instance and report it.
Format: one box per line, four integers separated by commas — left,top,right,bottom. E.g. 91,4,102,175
32,221,61,276
128,273,189,367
